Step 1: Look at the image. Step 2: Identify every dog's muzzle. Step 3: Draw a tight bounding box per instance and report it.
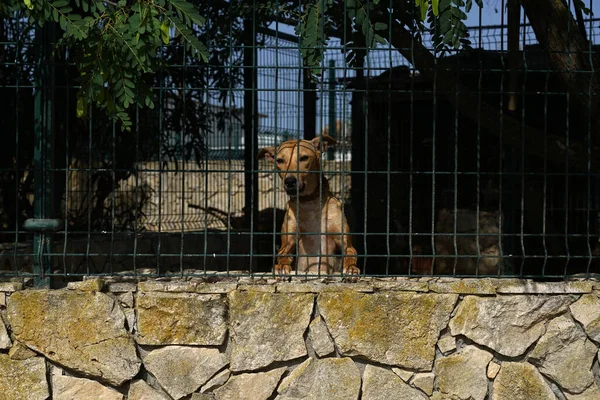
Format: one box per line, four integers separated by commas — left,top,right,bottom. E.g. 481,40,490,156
284,176,305,195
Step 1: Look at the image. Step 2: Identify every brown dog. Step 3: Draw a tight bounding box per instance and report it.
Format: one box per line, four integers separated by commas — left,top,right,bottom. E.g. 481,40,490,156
258,135,360,278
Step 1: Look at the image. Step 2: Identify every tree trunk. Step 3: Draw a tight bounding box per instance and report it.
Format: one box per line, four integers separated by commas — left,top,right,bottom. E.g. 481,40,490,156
378,8,600,172
522,0,600,145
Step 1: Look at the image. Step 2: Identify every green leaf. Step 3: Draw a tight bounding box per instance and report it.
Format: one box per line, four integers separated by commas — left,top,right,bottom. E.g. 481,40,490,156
76,96,86,118
465,0,472,13
432,0,440,16
415,0,429,21
170,18,209,62
169,0,206,27
374,22,387,31
374,34,386,45
451,7,467,20
297,1,326,70
160,19,170,45
442,29,454,44
23,0,34,10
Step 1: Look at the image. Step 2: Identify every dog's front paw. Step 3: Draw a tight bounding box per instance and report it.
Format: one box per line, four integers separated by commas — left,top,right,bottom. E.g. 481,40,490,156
342,265,361,282
274,264,292,281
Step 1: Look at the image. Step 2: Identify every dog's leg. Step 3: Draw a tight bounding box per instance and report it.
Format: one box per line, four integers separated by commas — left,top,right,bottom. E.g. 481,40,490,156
333,218,360,279
274,211,295,278
275,234,295,276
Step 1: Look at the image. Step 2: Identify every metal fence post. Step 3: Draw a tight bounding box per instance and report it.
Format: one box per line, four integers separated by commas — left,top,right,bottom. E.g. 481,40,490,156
243,17,259,271
28,24,57,288
327,60,336,160
303,70,316,140
351,55,366,271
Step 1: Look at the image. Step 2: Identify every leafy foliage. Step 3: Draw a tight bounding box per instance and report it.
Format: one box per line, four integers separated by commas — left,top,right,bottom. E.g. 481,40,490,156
0,0,270,232
428,0,481,55
1,0,488,127
2,0,210,131
287,0,484,76
294,0,332,76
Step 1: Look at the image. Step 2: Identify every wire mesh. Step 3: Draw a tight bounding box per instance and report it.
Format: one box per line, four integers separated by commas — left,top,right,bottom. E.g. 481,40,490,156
1,3,599,285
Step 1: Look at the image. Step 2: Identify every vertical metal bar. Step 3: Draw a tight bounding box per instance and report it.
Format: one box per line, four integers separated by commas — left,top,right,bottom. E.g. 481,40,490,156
85,98,93,276
109,100,117,277
507,0,520,112
32,24,55,288
351,57,365,272
226,18,233,274
499,0,511,276
13,16,22,276
430,18,438,277
303,70,316,141
585,3,595,277
180,43,188,277
202,17,212,275
327,60,336,161
519,10,527,277
133,90,140,275
243,16,259,272
563,0,573,277
385,0,392,276
62,55,70,278
451,42,460,277
475,7,483,276
272,16,280,274
295,25,302,277
156,61,164,276
362,40,370,275
340,6,351,277
541,63,550,277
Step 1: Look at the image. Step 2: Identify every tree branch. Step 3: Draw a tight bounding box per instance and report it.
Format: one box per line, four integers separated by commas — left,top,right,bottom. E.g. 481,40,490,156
379,9,599,172
522,0,599,142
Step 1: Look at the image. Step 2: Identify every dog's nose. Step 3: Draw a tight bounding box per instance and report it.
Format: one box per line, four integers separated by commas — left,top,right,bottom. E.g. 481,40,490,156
284,176,297,189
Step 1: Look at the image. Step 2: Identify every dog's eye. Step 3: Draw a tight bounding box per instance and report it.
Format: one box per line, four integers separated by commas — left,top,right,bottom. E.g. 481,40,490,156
300,155,309,162
276,158,284,164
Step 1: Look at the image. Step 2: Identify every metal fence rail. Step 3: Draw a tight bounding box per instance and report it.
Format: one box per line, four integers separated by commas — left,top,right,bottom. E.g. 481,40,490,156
1,6,599,286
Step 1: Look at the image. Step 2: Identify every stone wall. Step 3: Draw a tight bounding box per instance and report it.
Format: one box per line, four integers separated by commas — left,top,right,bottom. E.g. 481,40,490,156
1,277,599,399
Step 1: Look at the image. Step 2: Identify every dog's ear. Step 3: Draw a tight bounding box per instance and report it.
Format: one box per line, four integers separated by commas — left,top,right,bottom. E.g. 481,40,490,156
257,146,275,162
311,135,337,154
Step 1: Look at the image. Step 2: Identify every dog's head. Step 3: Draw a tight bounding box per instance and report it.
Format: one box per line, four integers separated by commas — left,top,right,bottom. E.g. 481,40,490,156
258,135,336,197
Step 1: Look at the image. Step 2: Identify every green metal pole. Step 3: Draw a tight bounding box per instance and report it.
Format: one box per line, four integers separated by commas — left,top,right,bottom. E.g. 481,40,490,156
243,17,259,272
328,60,336,160
31,24,56,288
303,70,316,140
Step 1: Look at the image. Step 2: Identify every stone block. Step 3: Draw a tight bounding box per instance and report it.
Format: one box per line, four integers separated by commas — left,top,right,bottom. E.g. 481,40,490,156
449,295,573,357
7,290,140,386
318,291,457,370
0,355,48,400
228,291,313,371
136,291,227,346
143,346,228,400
